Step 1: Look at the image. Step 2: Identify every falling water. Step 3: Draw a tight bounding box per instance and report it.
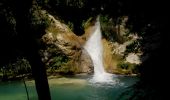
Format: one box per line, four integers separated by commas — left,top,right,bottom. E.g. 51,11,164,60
84,17,113,83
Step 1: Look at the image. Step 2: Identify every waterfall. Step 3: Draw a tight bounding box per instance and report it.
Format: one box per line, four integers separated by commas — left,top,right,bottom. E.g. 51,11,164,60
84,17,113,83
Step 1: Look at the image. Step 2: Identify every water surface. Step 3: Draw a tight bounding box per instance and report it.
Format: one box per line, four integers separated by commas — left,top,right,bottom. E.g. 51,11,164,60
0,75,138,100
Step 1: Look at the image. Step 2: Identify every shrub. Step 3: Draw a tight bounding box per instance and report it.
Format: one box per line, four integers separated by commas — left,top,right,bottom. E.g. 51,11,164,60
49,54,69,70
100,15,117,42
117,61,128,69
117,61,139,74
125,40,141,54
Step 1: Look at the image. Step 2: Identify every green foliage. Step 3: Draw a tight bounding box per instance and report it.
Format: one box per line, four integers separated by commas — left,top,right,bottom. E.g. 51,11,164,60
117,61,128,69
131,65,139,74
100,15,109,23
117,61,139,74
67,21,74,31
36,0,49,7
48,53,80,74
82,17,94,29
49,53,69,71
125,40,141,54
56,60,79,75
100,15,117,42
57,66,74,75
29,3,51,34
0,58,31,80
49,0,85,8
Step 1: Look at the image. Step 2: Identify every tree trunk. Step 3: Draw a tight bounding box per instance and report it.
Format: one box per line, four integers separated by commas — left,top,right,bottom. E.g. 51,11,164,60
25,44,51,100
13,0,51,99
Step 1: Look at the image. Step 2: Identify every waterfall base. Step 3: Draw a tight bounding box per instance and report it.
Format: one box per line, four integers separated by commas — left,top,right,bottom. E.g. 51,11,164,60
89,73,116,84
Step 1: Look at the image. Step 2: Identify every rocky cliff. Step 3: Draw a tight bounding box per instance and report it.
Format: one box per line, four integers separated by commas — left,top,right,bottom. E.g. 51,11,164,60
40,12,93,74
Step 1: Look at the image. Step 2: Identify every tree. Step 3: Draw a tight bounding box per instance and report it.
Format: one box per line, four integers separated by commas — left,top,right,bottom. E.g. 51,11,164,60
0,0,51,99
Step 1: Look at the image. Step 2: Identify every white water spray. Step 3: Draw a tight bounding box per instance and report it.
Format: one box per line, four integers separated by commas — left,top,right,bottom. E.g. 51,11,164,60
84,17,113,83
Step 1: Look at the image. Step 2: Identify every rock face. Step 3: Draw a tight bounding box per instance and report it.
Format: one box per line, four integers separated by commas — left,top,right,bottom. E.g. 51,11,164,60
40,14,142,75
79,49,93,73
40,12,93,74
125,53,141,64
102,39,117,72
